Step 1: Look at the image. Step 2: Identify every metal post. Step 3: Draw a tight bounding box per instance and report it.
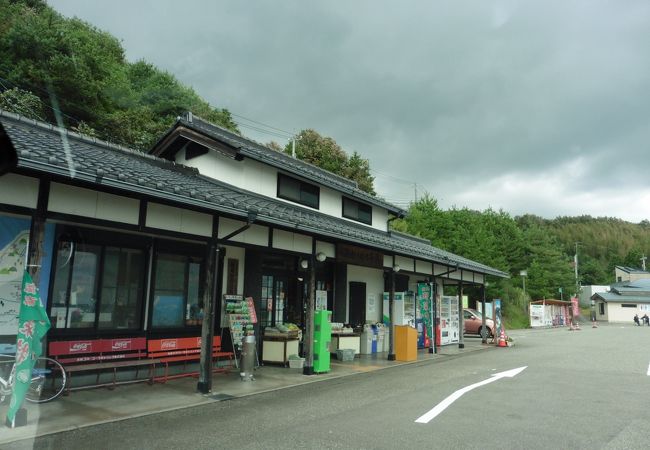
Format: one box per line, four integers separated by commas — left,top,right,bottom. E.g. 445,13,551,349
387,269,396,361
481,283,487,344
458,281,464,349
198,243,218,394
303,256,316,375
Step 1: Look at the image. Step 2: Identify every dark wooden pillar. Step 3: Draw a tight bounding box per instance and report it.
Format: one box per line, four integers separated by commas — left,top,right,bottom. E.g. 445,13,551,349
27,180,49,284
198,242,219,394
458,281,464,349
303,255,316,375
387,267,396,361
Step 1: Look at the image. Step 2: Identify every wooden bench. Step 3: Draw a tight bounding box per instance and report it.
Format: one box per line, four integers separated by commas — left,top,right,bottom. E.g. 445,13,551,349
48,337,158,392
147,336,234,383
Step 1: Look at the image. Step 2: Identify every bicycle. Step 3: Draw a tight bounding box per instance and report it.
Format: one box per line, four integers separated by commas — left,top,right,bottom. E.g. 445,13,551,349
0,351,67,404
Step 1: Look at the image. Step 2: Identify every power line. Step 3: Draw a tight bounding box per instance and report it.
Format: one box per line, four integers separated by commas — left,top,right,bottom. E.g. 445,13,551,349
230,112,293,137
235,122,293,140
371,169,415,184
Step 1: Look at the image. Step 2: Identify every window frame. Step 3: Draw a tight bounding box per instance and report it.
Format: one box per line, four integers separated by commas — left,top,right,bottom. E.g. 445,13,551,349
149,240,206,332
47,226,150,336
342,196,373,225
277,173,320,209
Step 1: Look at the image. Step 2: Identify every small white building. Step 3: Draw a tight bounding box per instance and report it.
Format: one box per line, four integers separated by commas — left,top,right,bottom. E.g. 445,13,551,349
578,285,610,307
592,279,650,323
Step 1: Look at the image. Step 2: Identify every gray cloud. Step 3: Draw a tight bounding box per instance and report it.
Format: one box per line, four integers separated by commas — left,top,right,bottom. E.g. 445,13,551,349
49,0,650,221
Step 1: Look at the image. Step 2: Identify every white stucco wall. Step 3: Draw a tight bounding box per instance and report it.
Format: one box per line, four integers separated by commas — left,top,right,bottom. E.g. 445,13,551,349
604,302,650,323
175,148,389,231
273,229,312,254
146,202,212,236
415,260,433,275
49,182,140,225
0,173,39,209
347,265,385,324
595,301,608,322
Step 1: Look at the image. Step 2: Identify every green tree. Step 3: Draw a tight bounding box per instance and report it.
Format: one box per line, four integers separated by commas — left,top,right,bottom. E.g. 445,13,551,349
0,87,45,120
519,223,576,300
284,129,376,195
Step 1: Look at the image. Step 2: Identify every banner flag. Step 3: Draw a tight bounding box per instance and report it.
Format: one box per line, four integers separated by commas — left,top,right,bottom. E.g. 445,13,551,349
6,270,51,428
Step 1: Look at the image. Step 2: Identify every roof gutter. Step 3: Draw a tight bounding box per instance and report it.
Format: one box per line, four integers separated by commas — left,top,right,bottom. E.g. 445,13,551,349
220,209,258,241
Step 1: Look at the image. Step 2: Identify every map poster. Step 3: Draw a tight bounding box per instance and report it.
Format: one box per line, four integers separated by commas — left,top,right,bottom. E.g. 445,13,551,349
0,214,54,336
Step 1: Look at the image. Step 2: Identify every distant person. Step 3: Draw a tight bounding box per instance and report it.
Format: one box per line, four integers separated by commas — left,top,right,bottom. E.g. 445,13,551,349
634,314,640,326
642,314,649,326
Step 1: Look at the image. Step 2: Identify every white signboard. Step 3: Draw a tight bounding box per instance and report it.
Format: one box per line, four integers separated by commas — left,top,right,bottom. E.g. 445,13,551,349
316,290,328,310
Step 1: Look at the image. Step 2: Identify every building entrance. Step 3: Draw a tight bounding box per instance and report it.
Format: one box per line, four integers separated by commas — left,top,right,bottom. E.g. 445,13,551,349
260,275,289,327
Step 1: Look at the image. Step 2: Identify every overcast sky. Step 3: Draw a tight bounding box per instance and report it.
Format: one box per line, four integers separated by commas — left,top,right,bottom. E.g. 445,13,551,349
48,0,650,222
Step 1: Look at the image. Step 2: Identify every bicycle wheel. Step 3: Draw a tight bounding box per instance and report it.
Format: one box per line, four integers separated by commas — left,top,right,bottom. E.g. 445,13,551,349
25,357,67,403
0,354,15,401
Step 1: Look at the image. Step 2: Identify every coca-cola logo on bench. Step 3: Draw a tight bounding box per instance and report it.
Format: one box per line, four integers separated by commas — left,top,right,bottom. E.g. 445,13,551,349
69,342,92,353
161,340,178,350
111,340,132,351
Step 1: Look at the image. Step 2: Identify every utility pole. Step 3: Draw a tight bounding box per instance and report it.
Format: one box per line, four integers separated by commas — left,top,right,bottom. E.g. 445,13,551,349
290,133,302,159
519,270,527,296
574,242,579,282
414,183,418,202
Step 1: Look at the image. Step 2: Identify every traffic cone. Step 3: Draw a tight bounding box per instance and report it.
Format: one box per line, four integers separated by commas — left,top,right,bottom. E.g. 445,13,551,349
497,330,507,347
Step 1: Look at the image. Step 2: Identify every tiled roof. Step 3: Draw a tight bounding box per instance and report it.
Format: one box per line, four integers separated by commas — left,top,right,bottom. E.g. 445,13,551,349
615,265,650,275
0,110,507,279
151,112,406,216
593,292,650,303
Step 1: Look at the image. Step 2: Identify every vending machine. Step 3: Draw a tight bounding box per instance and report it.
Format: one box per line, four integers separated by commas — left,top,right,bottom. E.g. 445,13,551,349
382,291,416,327
382,291,404,325
313,310,331,373
437,296,460,345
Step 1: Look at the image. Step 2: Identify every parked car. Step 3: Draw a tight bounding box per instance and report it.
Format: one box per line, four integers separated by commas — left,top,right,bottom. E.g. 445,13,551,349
463,308,494,337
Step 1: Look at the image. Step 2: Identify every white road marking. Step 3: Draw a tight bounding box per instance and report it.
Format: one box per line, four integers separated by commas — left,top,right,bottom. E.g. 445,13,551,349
415,366,527,424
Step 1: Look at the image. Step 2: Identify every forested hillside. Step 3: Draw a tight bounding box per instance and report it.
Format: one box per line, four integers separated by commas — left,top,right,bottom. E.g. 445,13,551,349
393,197,650,326
0,0,238,150
526,215,650,285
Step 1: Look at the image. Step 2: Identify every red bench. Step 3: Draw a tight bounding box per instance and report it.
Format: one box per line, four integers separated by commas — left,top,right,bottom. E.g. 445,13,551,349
48,337,158,392
147,336,233,383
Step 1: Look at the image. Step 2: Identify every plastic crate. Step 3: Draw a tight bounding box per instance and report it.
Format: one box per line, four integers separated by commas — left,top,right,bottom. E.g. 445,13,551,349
336,349,356,361
288,358,305,369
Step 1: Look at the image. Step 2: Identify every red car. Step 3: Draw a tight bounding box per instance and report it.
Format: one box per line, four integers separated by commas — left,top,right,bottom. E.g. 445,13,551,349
463,308,494,337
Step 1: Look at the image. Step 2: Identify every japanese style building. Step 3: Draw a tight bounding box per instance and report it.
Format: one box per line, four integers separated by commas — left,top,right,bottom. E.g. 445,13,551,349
0,109,506,382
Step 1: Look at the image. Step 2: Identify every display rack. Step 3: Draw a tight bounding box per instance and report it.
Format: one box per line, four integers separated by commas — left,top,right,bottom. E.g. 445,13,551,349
223,295,258,369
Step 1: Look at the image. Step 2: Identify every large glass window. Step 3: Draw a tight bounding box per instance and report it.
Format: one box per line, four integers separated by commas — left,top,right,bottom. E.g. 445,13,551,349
342,197,372,225
98,247,145,329
151,253,204,328
50,240,145,331
277,173,320,209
